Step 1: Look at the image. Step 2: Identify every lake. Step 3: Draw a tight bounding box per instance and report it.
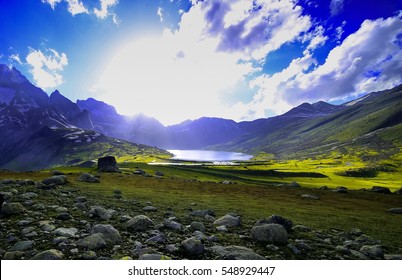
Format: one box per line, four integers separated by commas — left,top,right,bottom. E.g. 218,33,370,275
168,149,253,162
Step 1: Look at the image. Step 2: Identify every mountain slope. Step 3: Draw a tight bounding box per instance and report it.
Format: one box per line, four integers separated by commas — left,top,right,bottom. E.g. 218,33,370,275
215,85,402,158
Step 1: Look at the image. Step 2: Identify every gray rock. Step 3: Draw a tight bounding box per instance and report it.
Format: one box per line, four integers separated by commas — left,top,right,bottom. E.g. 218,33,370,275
3,251,25,260
53,227,78,238
126,215,154,232
0,192,12,202
139,254,170,260
165,244,179,254
288,181,300,187
42,175,68,185
255,214,293,233
189,221,206,233
75,196,87,203
336,245,351,255
53,236,69,245
88,206,115,220
1,202,25,216
193,230,207,240
143,206,158,212
350,249,369,260
98,156,120,172
301,194,319,200
56,213,73,220
292,225,311,232
359,245,384,259
213,214,240,227
212,245,266,260
77,173,100,183
384,254,402,260
287,243,300,255
82,251,98,260
181,237,204,256
251,224,288,245
190,209,215,218
163,219,182,231
91,224,122,245
371,186,391,194
21,227,36,235
31,249,64,260
333,186,348,193
17,219,33,226
9,240,35,251
77,233,107,250
21,192,38,200
147,233,167,244
216,225,228,232
387,208,402,214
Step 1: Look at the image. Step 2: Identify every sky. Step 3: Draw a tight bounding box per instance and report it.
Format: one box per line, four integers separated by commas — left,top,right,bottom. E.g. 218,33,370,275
0,0,402,125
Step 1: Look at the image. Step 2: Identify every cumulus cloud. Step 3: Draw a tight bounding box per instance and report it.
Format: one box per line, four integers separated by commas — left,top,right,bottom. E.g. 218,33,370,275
26,48,68,89
247,15,402,117
66,0,88,15
94,0,119,24
96,0,318,124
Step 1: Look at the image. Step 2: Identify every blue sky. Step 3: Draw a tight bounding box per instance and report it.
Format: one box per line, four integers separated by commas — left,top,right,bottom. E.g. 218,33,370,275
0,0,401,125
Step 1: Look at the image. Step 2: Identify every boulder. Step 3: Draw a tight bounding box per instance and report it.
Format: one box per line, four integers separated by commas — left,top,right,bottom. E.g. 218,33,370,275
251,224,288,245
98,156,120,172
91,224,122,245
77,173,100,183
126,215,154,232
213,214,241,227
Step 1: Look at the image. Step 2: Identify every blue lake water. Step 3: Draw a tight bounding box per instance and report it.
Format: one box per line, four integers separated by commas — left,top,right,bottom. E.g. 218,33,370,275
168,149,253,162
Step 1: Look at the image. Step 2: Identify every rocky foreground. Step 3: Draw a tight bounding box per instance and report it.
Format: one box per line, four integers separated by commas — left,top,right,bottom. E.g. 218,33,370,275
1,173,401,260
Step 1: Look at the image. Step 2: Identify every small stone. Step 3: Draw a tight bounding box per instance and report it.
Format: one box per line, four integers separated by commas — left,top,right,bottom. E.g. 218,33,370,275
21,227,35,235
163,219,182,231
77,173,100,183
75,196,87,203
255,214,293,233
91,224,122,245
31,249,64,260
21,192,38,200
387,208,402,214
371,186,391,194
143,206,158,212
82,251,97,260
56,213,73,220
333,186,348,193
216,225,228,232
9,240,35,252
147,233,167,244
336,245,351,255
166,244,179,253
350,249,369,260
181,237,204,256
88,206,115,220
53,227,78,238
1,202,25,216
126,215,154,232
266,244,279,251
189,221,206,233
213,214,240,227
77,233,107,250
359,245,384,259
208,235,219,242
190,209,215,218
251,224,288,245
42,175,68,185
301,194,319,200
212,245,266,260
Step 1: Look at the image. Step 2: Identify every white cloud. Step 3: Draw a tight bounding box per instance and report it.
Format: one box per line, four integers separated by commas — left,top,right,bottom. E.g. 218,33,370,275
9,54,22,65
330,0,344,17
157,7,164,22
247,15,402,117
94,0,119,24
42,0,88,16
96,0,315,125
26,48,68,89
66,0,88,16
42,0,62,9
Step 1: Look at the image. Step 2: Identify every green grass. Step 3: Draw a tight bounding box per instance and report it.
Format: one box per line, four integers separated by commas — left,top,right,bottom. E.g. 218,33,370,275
2,162,401,252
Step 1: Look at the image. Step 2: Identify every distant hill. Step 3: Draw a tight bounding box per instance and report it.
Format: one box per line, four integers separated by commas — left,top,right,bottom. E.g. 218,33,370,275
1,64,401,168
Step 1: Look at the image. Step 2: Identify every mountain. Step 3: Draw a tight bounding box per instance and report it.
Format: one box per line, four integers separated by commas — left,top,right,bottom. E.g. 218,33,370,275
214,85,402,158
0,64,170,170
